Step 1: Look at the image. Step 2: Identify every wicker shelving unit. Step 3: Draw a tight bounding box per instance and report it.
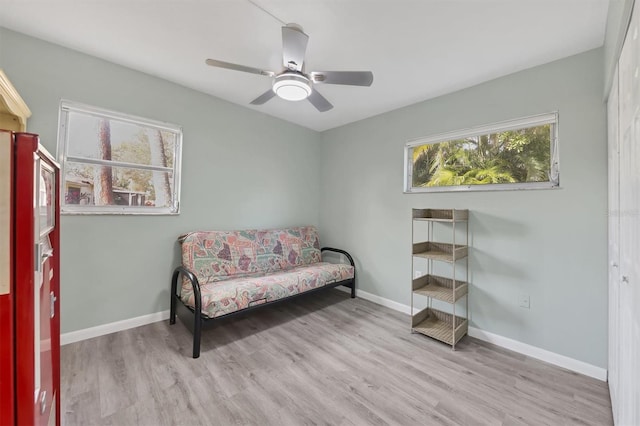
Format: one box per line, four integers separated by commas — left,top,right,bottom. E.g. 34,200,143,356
411,209,469,349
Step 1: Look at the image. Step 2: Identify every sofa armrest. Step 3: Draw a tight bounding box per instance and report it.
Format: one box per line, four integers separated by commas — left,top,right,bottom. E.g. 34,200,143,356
321,247,356,298
171,266,202,317
321,247,355,267
170,266,204,358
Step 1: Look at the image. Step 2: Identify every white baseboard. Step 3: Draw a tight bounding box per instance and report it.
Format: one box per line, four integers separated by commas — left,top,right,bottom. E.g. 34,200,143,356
343,287,607,381
60,288,607,381
61,310,170,346
337,286,413,314
466,327,607,381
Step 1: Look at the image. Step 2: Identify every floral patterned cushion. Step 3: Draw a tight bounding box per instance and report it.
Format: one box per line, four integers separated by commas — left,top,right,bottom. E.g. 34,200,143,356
180,262,355,318
179,226,323,292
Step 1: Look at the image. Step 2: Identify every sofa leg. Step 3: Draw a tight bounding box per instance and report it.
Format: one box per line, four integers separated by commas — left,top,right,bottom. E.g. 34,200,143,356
170,294,177,325
170,269,179,325
193,316,201,358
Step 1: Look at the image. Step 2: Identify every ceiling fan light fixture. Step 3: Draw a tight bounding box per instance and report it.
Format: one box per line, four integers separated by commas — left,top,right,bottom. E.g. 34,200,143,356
273,73,312,101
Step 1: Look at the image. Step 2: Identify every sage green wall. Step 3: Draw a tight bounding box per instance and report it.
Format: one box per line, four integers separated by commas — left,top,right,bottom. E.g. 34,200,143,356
319,49,608,368
0,28,322,333
0,28,609,367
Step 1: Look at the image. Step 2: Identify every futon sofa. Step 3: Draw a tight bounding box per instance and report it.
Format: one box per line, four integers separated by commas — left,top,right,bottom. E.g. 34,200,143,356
170,226,356,358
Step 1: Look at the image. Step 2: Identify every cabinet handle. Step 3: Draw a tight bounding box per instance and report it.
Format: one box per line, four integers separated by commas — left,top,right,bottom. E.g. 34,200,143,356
34,243,41,272
50,292,57,318
40,390,47,414
611,262,619,268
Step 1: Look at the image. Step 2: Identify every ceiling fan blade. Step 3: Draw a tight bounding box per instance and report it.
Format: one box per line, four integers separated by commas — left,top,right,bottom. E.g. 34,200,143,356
310,71,373,86
206,59,275,77
282,24,309,72
307,90,333,112
250,89,277,105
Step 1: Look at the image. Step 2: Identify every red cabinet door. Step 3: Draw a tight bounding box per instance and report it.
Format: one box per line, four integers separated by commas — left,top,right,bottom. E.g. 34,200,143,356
0,130,16,426
14,133,60,426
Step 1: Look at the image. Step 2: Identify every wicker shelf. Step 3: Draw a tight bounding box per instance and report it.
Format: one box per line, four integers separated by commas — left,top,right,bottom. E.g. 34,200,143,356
411,208,469,350
412,209,468,222
412,242,468,262
411,308,468,346
412,274,468,303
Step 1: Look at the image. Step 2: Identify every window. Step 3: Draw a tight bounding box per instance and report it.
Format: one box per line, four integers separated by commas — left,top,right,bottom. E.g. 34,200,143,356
404,113,559,193
57,100,182,214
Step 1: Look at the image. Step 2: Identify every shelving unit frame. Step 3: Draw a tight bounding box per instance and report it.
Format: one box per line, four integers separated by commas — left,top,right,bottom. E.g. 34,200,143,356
411,208,469,349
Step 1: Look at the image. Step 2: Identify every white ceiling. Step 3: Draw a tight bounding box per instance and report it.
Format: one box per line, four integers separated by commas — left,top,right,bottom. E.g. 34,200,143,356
0,0,610,132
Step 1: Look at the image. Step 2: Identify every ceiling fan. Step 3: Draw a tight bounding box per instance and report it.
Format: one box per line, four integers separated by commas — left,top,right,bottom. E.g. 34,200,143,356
205,23,373,112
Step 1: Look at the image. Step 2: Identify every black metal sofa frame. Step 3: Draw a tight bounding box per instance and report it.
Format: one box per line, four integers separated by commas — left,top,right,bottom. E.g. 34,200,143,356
170,247,355,358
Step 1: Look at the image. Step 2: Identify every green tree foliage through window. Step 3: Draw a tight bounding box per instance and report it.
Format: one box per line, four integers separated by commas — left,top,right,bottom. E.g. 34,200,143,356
405,114,558,192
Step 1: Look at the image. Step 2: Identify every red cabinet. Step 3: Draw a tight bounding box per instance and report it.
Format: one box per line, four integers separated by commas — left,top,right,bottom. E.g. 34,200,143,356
0,130,60,426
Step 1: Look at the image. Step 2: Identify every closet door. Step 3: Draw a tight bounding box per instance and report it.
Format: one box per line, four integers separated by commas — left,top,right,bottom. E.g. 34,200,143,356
607,69,620,423
617,5,640,424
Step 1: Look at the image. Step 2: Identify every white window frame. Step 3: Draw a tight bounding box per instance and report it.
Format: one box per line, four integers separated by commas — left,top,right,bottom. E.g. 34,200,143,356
57,100,183,214
403,112,560,193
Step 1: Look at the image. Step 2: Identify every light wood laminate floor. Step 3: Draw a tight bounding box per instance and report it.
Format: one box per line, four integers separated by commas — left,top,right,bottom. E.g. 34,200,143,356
61,289,613,426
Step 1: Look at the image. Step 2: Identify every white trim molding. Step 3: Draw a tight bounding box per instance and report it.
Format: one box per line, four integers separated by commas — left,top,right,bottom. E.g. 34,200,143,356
337,286,413,314
57,99,183,215
467,327,607,381
343,287,607,381
403,112,560,193
0,69,32,132
61,310,169,345
61,289,608,381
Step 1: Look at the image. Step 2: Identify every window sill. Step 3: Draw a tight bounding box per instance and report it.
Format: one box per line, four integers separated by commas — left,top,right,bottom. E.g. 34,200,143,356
404,182,561,194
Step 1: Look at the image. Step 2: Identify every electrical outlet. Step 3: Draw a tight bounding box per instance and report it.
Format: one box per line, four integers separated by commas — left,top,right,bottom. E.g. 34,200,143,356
414,271,423,279
519,294,530,309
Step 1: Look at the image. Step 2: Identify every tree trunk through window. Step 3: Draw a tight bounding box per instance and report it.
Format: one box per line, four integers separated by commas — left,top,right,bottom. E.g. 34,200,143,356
94,119,114,205
148,130,171,207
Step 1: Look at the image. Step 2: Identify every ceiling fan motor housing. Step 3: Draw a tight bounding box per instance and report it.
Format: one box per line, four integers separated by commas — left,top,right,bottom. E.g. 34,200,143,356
273,72,312,101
